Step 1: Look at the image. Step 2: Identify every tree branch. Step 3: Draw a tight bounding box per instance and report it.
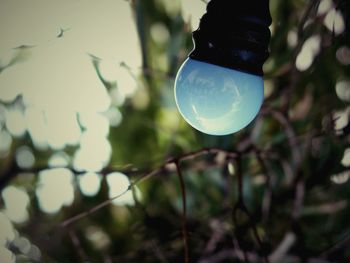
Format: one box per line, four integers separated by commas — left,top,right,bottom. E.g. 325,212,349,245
59,148,238,228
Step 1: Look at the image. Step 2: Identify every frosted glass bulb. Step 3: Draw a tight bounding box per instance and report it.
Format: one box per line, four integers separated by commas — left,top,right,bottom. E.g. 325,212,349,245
174,58,264,136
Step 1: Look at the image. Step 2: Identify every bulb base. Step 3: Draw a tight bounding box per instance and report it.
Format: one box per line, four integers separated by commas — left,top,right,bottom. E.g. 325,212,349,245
189,0,271,76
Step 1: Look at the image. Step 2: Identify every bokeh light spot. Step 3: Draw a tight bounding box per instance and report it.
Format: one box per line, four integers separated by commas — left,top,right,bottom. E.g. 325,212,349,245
48,152,70,168
78,172,101,197
73,133,111,172
324,9,345,35
331,171,350,184
2,186,30,223
0,246,14,263
296,35,321,71
336,46,350,65
317,0,332,15
335,80,350,102
15,146,35,169
36,168,74,214
0,212,15,246
5,108,26,137
150,23,170,45
341,148,350,167
106,172,141,206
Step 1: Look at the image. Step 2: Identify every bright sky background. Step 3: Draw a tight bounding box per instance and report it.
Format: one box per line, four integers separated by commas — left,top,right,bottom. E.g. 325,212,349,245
0,1,145,261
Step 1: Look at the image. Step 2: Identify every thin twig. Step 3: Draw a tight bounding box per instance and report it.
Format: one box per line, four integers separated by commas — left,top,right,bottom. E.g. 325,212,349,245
255,151,272,224
297,0,320,40
68,230,89,262
61,189,130,228
261,108,301,174
61,165,167,228
60,148,237,228
292,180,305,220
320,229,350,257
232,156,251,263
235,156,244,203
269,232,296,263
232,156,270,263
232,236,250,263
264,0,320,104
202,219,226,256
175,161,189,263
150,240,169,263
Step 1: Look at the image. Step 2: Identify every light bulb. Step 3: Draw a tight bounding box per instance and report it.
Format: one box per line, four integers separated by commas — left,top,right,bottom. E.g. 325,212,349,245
173,0,271,136
175,58,264,136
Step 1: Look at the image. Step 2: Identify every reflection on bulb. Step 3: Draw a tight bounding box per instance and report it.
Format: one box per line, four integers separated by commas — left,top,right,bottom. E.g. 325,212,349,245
174,58,264,135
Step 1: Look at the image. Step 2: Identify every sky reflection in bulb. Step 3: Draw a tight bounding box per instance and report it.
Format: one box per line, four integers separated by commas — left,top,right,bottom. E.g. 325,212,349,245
175,58,264,135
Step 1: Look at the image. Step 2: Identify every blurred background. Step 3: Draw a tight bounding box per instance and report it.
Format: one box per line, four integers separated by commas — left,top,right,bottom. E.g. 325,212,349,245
0,0,349,262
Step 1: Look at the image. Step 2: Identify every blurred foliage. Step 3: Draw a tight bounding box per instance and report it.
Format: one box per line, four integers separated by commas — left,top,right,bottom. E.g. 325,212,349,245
0,0,350,262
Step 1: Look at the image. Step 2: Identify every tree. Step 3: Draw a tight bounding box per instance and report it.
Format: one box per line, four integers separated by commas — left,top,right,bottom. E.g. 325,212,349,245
0,0,349,262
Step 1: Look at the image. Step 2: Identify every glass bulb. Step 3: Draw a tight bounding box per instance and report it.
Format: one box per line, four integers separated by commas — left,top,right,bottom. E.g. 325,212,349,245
174,58,264,136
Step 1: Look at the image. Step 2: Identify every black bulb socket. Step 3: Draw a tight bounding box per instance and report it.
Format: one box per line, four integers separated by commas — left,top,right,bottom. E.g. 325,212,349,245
189,0,272,76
